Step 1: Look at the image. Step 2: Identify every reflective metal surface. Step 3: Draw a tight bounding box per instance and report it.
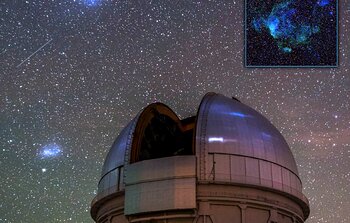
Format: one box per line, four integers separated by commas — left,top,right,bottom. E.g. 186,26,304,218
196,93,298,174
92,92,309,222
97,116,139,194
124,156,196,215
195,93,305,201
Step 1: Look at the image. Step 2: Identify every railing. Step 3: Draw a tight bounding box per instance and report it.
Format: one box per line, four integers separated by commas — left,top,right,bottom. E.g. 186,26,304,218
202,172,309,206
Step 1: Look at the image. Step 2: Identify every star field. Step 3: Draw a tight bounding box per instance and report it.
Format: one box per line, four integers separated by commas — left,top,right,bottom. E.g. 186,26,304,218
1,0,349,222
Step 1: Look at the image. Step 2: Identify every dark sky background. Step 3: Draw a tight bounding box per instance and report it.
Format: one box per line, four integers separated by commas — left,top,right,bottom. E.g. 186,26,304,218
1,0,349,222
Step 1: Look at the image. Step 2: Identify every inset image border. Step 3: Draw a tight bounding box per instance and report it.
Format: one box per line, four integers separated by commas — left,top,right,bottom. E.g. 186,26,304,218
244,0,338,68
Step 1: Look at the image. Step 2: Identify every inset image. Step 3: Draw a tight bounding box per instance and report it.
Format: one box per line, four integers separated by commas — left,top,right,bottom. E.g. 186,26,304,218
245,0,337,67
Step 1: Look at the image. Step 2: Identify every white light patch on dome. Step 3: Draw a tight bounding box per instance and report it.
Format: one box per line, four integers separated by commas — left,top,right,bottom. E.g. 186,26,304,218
225,111,253,118
208,137,224,142
262,132,272,138
208,137,237,143
38,143,62,159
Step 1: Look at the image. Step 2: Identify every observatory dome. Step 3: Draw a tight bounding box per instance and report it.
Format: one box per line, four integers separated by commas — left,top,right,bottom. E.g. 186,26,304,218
91,92,309,223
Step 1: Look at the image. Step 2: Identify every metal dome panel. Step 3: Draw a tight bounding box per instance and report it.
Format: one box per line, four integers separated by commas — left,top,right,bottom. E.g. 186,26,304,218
98,116,139,194
97,102,187,196
92,92,310,222
195,93,307,203
196,93,299,175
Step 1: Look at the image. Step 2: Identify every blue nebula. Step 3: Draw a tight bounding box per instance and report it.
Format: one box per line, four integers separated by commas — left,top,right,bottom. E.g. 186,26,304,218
252,18,264,32
317,0,329,6
267,16,280,38
251,0,329,53
39,143,62,159
83,0,101,6
282,47,292,53
263,1,297,41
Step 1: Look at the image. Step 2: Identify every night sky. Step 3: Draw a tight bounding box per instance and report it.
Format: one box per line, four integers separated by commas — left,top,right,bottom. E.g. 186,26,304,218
1,0,349,222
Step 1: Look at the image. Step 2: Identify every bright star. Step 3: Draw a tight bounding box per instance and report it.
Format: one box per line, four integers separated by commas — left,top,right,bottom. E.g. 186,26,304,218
42,168,47,173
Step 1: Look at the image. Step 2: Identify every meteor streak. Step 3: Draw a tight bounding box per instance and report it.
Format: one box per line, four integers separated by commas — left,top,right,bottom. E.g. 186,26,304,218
16,38,53,68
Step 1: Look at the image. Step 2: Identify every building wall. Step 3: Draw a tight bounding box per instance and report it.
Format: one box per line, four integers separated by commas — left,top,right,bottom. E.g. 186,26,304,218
93,183,304,223
92,157,306,223
95,203,301,223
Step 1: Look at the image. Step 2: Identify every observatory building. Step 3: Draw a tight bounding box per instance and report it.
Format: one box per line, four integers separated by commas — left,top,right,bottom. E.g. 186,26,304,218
91,93,310,223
